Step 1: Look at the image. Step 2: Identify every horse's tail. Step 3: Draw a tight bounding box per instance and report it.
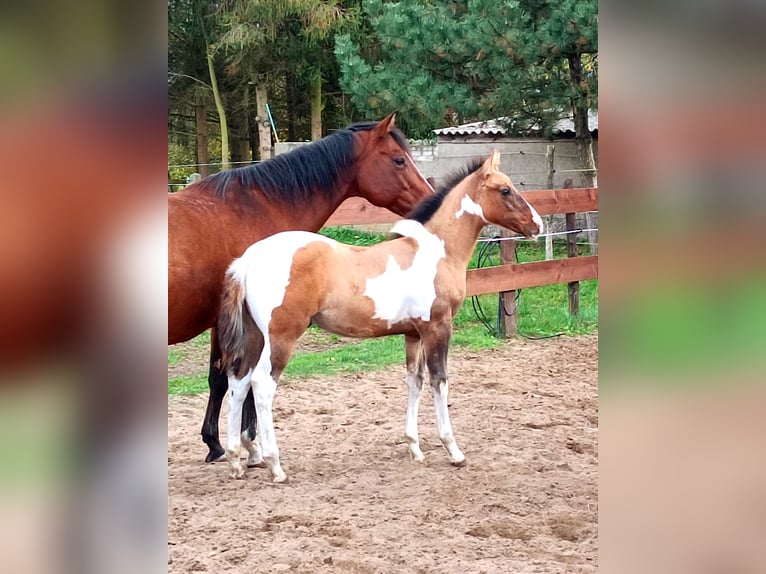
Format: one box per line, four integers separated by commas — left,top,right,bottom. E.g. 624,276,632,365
217,263,261,378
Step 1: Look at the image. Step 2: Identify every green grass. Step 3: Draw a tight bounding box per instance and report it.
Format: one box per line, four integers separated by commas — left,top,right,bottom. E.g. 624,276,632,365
169,230,598,394
167,347,185,365
168,375,209,395
192,330,211,347
319,226,387,245
284,335,404,380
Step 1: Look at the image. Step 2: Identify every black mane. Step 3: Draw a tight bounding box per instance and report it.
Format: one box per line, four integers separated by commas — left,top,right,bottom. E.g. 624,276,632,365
204,122,411,204
405,158,485,224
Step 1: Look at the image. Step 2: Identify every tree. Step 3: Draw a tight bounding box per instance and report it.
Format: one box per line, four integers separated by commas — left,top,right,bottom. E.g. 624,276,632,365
516,0,598,251
335,0,597,140
168,0,232,172
218,0,361,153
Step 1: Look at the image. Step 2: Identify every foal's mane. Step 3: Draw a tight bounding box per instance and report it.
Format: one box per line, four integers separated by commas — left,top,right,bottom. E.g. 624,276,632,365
204,123,411,204
404,158,485,224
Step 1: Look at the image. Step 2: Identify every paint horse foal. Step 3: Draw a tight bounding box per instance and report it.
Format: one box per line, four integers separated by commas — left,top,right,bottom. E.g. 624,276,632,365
218,151,543,482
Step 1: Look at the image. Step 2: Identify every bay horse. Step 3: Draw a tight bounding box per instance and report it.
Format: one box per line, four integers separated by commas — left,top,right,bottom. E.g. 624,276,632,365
216,150,543,481
168,114,434,463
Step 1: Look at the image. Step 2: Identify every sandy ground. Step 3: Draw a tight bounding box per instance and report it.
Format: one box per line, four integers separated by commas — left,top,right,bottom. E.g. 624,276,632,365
168,334,598,573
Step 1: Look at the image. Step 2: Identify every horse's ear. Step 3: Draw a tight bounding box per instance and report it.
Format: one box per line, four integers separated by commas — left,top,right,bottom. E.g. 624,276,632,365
488,149,501,170
481,150,501,178
375,113,397,135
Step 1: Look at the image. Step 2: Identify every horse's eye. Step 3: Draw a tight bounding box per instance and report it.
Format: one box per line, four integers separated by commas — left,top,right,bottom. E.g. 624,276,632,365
394,157,406,167
500,188,512,196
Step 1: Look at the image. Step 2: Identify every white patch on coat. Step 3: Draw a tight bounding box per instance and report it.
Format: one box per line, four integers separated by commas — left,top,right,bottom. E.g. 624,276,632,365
455,194,488,222
231,231,337,333
228,231,337,376
363,220,445,327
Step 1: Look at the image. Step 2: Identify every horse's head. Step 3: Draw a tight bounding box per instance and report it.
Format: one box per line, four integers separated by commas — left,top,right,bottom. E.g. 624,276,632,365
473,150,543,238
354,114,435,216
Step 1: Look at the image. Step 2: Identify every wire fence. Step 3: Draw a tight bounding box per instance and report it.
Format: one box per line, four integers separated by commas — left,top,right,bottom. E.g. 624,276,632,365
469,223,599,339
477,227,599,244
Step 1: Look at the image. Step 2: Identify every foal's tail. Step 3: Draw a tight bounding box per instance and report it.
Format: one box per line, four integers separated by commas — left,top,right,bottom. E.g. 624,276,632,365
217,264,262,378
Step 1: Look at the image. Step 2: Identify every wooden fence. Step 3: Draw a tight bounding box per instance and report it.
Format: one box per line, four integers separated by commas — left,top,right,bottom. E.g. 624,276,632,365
324,186,599,336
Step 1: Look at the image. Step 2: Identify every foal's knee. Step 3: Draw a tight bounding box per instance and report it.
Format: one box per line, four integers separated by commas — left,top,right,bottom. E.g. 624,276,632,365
430,375,448,394
229,385,248,404
228,371,253,404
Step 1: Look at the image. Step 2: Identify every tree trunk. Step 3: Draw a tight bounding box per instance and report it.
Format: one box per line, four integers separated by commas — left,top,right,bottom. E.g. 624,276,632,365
194,86,210,177
567,53,598,255
248,102,258,163
310,73,323,141
229,102,250,166
207,46,230,170
285,69,298,142
254,83,272,161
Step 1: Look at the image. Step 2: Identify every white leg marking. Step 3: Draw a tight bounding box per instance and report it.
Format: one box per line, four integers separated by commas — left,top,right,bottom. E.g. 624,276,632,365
404,372,425,462
225,369,253,479
251,355,286,483
242,428,264,468
433,380,466,466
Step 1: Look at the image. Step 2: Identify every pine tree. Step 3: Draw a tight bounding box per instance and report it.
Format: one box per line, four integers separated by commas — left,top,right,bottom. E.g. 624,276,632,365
334,0,597,139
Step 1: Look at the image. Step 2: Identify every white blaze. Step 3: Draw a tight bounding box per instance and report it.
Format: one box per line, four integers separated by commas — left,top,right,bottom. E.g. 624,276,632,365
405,152,435,193
525,198,544,236
363,220,445,327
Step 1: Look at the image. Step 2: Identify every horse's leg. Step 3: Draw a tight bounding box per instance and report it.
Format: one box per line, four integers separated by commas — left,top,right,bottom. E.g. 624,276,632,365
251,359,287,483
241,414,264,468
250,318,307,483
403,334,426,462
225,367,254,479
201,329,260,464
201,328,227,463
240,389,263,468
423,324,466,467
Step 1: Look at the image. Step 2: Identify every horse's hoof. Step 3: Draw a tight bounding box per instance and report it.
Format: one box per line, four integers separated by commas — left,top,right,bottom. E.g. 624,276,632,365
407,445,425,463
247,460,267,469
229,468,246,479
205,448,226,463
451,457,467,468
272,473,288,484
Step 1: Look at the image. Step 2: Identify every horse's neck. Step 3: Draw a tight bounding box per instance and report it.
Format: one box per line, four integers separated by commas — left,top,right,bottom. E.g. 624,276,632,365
425,188,486,268
232,179,353,238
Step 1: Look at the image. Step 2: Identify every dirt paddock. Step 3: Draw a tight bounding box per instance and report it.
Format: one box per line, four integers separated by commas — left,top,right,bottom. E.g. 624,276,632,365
168,334,598,573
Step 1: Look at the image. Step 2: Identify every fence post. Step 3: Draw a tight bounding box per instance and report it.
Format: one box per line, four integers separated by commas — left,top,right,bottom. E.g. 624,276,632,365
545,145,555,261
563,178,580,317
497,230,518,337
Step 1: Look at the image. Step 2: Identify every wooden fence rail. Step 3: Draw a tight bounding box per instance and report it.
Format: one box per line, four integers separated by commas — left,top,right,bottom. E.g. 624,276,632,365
325,187,598,226
324,186,598,334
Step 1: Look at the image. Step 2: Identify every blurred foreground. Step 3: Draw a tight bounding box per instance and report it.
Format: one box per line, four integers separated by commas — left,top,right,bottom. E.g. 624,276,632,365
0,1,167,572
601,2,766,573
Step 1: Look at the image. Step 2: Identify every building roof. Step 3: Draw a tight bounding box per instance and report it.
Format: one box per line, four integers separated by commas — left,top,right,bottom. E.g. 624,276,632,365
433,109,598,137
